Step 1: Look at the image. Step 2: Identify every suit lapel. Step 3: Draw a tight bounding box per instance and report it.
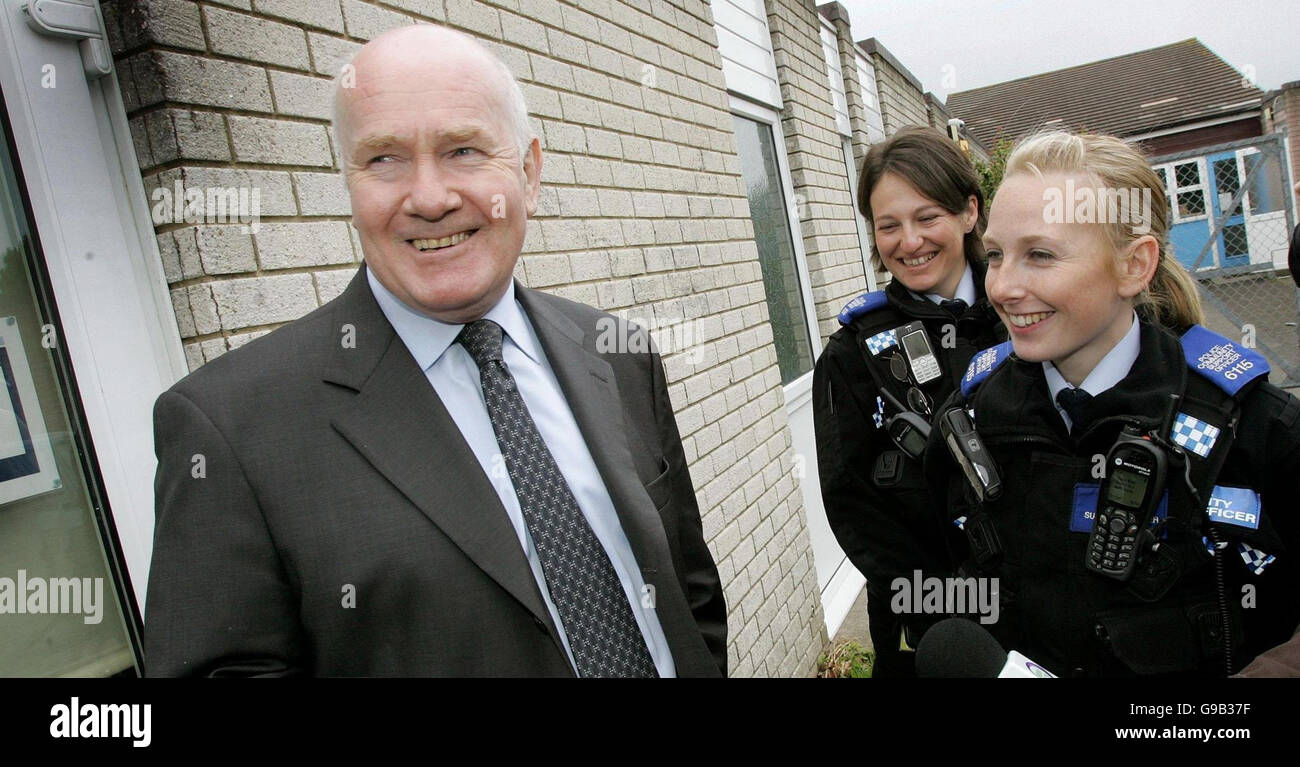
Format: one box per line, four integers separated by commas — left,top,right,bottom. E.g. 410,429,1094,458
322,268,557,631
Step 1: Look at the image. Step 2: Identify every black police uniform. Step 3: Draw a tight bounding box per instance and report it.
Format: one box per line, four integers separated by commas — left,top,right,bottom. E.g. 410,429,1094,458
926,317,1300,676
813,261,1006,676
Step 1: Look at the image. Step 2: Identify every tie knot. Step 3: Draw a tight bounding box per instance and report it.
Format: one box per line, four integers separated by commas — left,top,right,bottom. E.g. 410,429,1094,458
458,319,504,367
1055,386,1093,426
940,298,968,317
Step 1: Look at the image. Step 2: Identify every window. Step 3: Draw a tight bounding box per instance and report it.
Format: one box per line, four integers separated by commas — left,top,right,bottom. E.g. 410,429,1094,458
731,112,815,385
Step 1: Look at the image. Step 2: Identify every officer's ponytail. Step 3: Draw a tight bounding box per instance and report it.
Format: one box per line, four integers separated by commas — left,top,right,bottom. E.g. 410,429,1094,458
1002,131,1204,331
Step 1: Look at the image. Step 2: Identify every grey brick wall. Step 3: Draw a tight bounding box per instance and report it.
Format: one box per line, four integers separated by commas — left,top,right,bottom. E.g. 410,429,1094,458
105,0,869,677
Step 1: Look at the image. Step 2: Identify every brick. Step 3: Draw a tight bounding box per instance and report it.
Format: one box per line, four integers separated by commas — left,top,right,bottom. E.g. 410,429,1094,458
182,167,297,217
270,71,334,120
585,128,622,159
445,0,501,37
183,343,205,373
116,0,205,51
186,285,221,334
294,172,351,216
539,219,588,252
200,338,230,363
255,0,346,32
556,187,599,218
546,29,589,65
178,226,256,275
256,222,354,269
210,273,318,330
314,267,357,303
138,51,273,112
523,254,571,287
155,231,182,283
169,288,196,337
308,32,362,76
229,116,333,167
500,12,548,54
559,93,601,127
528,55,573,90
341,0,412,40
542,121,586,153
206,6,310,71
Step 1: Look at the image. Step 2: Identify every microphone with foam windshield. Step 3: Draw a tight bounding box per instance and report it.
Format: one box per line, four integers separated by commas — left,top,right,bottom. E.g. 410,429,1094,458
915,618,1057,678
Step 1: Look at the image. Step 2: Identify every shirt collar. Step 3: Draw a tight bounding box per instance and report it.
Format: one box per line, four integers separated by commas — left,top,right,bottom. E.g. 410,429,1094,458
367,269,543,370
1042,311,1142,400
909,263,976,307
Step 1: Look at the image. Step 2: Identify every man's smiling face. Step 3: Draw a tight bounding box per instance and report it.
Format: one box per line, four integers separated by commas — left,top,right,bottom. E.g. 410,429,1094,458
341,29,540,323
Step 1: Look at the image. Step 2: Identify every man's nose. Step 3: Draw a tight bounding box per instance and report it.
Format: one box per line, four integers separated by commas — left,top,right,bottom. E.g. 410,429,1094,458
405,157,460,219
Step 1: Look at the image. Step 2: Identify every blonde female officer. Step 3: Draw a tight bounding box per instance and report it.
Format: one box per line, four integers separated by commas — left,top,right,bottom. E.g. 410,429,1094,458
927,130,1300,676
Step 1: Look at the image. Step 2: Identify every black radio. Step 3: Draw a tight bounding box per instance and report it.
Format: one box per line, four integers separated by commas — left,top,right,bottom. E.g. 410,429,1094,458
1086,428,1168,580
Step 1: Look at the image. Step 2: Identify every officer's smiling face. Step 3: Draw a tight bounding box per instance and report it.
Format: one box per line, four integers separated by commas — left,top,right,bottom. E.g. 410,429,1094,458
870,171,976,300
983,172,1151,386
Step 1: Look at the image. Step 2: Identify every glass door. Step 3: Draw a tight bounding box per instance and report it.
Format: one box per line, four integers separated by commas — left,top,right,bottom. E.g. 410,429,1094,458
0,99,135,676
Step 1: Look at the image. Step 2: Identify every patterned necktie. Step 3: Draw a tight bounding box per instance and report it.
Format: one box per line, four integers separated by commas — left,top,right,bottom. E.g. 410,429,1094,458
1055,386,1093,433
457,319,658,678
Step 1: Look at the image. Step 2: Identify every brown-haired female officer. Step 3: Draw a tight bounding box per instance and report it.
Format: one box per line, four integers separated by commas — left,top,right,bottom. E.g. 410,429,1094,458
813,126,1006,676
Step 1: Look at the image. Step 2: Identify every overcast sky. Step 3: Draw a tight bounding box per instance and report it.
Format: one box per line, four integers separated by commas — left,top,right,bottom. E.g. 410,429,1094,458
835,0,1300,98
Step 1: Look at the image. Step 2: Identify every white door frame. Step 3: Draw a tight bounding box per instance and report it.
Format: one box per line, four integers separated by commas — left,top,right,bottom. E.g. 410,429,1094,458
729,94,864,636
0,0,187,613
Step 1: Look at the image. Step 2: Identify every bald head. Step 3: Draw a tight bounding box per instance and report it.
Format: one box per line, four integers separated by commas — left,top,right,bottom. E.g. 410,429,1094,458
332,25,532,169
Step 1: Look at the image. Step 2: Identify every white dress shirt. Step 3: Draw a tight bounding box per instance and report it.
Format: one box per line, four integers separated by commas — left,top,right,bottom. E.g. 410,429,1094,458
911,263,977,308
368,271,675,677
1042,311,1142,432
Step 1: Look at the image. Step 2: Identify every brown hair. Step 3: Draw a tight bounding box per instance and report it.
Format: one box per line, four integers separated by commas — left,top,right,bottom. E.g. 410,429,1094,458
1003,130,1203,330
857,126,986,267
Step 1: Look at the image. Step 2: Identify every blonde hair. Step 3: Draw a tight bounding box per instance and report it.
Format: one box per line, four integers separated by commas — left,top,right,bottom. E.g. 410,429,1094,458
1003,131,1203,330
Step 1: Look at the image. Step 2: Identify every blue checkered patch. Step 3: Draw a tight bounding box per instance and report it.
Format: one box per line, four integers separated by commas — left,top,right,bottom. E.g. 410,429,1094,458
1170,412,1221,457
865,329,897,355
1238,542,1276,575
872,396,884,429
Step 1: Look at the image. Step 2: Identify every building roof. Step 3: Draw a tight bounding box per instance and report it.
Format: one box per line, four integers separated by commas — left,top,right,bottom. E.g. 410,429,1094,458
946,39,1264,148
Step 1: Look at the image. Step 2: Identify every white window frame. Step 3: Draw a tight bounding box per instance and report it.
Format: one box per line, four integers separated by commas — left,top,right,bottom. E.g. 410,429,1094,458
1168,157,1211,224
729,94,823,405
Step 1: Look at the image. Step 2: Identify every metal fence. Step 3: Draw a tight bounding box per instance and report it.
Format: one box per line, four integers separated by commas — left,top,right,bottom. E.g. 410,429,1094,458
1151,133,1299,386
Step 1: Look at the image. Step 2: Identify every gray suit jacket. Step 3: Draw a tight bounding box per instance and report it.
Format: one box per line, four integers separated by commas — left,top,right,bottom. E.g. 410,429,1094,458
144,266,726,676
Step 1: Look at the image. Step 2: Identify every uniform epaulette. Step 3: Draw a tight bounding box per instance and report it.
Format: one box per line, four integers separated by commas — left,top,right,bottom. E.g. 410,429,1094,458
837,291,888,326
961,341,1014,398
1180,324,1270,396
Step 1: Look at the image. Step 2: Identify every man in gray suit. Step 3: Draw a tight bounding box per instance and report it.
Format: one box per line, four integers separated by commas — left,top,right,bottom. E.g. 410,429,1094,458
144,24,726,677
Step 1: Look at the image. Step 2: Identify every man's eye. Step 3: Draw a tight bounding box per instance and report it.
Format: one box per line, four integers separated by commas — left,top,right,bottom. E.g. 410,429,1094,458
1029,249,1055,261
985,249,1002,262
452,147,478,157
368,154,396,165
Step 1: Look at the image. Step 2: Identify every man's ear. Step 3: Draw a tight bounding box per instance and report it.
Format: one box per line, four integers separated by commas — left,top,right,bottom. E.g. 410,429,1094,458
1118,234,1160,298
523,137,543,216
